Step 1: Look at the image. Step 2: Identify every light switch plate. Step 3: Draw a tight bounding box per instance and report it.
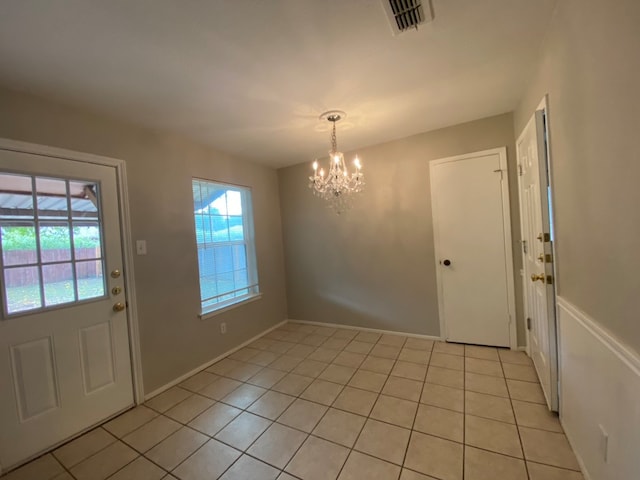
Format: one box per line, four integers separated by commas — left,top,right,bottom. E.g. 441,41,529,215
136,240,147,255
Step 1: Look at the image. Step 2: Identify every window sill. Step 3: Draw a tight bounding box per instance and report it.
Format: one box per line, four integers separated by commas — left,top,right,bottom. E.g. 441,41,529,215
199,293,263,320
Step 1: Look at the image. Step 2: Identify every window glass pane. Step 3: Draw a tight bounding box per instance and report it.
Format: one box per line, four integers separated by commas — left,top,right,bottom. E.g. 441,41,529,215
229,216,244,241
39,224,71,263
210,188,228,215
0,173,34,220
194,214,206,244
226,190,242,216
73,223,102,259
4,266,41,313
214,245,233,274
200,274,217,302
69,181,98,219
211,215,229,242
234,269,249,289
216,271,234,296
1,224,38,266
76,261,105,301
42,263,75,306
232,245,247,269
36,177,68,219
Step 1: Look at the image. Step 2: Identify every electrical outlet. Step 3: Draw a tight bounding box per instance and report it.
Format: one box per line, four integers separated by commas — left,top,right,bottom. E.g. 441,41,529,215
220,322,227,334
599,424,609,463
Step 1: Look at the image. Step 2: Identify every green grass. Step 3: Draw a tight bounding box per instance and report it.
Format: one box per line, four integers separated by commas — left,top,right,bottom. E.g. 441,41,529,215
7,278,105,313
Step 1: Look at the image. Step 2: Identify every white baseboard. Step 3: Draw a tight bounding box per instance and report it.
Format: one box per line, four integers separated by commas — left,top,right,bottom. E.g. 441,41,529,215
144,319,287,400
287,319,442,341
557,297,640,480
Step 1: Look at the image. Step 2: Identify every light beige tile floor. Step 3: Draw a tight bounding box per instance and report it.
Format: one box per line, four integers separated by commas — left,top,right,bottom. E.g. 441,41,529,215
2,322,584,480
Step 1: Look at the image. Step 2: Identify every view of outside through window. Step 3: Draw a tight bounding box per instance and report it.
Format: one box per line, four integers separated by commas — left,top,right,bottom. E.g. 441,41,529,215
192,179,258,312
0,173,106,315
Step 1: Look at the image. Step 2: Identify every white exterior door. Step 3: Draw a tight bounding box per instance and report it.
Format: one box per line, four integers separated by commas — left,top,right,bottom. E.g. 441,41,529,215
431,148,516,348
516,105,558,411
0,149,134,470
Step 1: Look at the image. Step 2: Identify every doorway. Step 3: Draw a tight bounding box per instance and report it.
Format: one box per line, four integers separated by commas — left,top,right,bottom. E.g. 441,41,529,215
430,147,517,348
0,141,139,471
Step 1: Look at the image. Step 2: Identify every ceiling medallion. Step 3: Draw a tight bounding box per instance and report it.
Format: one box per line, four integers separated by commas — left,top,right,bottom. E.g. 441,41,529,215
308,110,364,214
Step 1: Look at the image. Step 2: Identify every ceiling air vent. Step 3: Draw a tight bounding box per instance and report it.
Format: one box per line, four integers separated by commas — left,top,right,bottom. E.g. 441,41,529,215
381,0,434,35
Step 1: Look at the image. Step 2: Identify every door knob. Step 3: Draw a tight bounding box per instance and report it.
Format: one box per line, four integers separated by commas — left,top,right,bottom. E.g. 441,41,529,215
113,302,126,312
443,259,451,266
531,274,545,282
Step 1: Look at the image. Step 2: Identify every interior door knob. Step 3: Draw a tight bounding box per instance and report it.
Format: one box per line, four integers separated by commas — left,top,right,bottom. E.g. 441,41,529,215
443,259,451,266
531,274,545,282
113,302,126,312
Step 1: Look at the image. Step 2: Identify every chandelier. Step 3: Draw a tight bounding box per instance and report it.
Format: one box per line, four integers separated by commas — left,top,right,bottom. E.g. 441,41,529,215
309,110,364,214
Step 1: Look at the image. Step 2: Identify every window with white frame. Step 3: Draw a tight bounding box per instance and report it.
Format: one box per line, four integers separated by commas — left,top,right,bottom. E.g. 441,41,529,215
191,179,259,314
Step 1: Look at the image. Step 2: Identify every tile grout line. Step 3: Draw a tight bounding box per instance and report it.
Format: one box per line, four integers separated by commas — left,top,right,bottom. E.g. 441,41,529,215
462,346,467,480
499,353,531,480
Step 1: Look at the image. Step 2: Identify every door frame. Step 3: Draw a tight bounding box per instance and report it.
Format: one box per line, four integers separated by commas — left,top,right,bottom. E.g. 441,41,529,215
0,138,144,404
431,147,518,349
516,96,560,410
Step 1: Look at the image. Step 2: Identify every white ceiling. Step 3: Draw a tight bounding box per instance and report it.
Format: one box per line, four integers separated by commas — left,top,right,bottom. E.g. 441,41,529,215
0,0,557,168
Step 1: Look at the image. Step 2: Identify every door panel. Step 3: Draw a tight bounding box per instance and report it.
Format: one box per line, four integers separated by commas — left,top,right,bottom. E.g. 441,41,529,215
517,108,558,411
0,149,133,470
10,336,60,420
431,149,514,347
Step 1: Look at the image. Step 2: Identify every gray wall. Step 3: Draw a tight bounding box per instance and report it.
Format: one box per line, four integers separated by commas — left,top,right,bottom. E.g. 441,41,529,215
279,113,526,344
0,88,288,394
515,0,640,352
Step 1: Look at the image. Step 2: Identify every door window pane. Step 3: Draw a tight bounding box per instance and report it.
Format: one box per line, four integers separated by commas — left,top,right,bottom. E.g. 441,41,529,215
43,263,75,306
76,261,105,301
39,224,72,263
69,180,98,219
73,223,102,259
36,177,68,219
0,173,107,316
4,266,42,313
1,225,38,266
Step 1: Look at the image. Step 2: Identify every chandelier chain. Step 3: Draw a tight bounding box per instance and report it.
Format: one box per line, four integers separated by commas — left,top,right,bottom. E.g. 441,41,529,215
331,121,337,153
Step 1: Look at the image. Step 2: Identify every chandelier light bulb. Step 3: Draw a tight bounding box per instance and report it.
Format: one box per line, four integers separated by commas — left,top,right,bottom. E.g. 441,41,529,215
308,110,365,214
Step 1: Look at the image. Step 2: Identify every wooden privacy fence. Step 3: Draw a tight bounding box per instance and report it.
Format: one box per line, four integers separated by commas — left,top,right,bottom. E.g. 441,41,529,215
3,248,102,286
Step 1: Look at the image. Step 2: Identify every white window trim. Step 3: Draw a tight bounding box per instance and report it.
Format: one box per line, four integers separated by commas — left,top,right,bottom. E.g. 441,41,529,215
199,292,262,320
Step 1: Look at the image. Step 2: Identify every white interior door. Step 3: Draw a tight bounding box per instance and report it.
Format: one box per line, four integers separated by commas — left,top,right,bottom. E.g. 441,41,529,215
517,105,558,411
0,149,134,471
431,148,516,348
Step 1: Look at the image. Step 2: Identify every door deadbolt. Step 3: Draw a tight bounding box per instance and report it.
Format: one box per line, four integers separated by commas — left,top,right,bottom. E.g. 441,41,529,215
111,269,121,278
112,286,122,295
536,233,551,242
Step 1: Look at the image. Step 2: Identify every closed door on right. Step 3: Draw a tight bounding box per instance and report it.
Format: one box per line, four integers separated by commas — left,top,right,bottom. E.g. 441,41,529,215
430,147,516,348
